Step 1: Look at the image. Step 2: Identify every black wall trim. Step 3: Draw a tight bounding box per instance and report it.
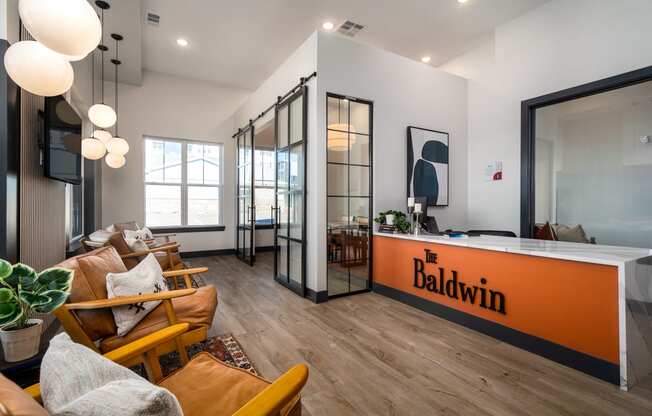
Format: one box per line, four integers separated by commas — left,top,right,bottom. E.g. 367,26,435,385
373,283,620,385
521,65,652,237
180,248,235,258
0,40,20,263
306,288,329,304
151,225,226,234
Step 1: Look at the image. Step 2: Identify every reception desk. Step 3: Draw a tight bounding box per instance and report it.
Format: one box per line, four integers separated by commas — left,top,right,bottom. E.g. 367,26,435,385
372,232,652,390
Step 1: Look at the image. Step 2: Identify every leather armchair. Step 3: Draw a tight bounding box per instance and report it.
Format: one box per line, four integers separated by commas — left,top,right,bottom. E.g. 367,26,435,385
0,324,307,416
53,246,217,364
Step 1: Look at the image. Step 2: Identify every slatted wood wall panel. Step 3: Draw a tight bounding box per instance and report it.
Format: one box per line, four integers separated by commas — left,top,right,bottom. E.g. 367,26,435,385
19,25,66,272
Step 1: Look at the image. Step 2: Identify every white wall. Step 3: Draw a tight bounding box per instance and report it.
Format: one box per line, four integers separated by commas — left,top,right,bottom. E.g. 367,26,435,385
0,0,18,43
440,0,652,233
233,33,318,289
316,32,468,291
78,70,249,252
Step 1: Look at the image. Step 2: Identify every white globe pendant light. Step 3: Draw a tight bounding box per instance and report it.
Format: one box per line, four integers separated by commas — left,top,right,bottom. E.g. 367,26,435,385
88,2,116,128
106,137,129,156
105,153,125,168
88,103,116,128
19,0,101,59
81,138,106,160
93,129,112,144
3,41,74,96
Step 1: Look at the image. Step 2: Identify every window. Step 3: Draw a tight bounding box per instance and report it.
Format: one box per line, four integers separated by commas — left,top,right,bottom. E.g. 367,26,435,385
65,183,83,245
145,137,223,228
254,148,275,224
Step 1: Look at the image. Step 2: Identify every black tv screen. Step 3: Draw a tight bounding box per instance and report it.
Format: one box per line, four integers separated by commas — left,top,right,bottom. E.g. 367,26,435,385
44,95,82,185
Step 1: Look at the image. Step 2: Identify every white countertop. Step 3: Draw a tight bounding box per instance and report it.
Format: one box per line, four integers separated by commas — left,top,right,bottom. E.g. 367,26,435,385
373,231,652,266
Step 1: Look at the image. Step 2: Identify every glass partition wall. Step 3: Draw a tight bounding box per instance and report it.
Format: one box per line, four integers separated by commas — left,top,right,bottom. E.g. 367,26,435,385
274,86,307,296
327,94,373,298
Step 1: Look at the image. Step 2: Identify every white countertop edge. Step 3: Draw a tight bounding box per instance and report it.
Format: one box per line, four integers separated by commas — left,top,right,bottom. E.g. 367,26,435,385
373,231,652,266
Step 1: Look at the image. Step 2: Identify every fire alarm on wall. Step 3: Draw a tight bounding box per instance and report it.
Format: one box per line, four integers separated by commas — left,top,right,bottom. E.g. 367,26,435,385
641,135,651,144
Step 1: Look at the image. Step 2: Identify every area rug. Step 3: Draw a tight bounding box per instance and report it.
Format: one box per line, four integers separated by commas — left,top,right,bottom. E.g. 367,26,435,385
132,334,258,378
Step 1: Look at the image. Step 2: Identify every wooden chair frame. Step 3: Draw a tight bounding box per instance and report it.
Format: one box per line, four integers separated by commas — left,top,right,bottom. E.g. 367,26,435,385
25,323,308,416
54,267,210,372
119,242,184,272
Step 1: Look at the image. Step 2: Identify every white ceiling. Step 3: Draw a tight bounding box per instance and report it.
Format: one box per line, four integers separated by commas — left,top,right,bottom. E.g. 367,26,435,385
106,0,549,89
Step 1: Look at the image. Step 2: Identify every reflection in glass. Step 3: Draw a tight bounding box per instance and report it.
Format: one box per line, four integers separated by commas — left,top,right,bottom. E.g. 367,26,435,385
327,164,347,196
327,95,372,297
290,144,303,190
289,241,302,284
145,185,181,226
290,193,303,240
290,96,303,144
534,79,652,249
188,186,219,225
277,106,288,148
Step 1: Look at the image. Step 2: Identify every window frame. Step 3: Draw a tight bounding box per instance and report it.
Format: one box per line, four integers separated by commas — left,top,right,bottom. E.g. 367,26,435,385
253,147,276,228
143,136,225,232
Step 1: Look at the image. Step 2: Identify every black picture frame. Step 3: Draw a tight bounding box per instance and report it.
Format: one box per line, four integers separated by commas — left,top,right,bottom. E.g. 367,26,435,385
407,126,450,207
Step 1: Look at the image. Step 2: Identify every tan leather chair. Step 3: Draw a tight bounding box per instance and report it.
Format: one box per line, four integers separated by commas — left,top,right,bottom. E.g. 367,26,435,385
53,246,217,361
0,324,307,416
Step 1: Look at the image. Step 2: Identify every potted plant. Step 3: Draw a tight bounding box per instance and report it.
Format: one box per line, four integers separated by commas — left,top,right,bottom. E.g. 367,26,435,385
375,210,411,234
0,259,73,362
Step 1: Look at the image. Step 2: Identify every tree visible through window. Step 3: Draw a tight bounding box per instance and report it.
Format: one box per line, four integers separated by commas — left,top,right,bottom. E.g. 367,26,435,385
145,137,223,227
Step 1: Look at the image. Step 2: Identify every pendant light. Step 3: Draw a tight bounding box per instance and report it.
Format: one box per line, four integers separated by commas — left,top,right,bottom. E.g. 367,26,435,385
105,153,126,169
106,33,129,159
18,0,101,60
81,47,106,160
327,99,356,151
3,40,74,96
88,1,116,129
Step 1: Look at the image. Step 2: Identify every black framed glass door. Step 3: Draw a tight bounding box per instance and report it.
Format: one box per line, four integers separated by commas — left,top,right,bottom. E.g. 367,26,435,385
236,126,255,265
274,86,307,296
326,94,373,298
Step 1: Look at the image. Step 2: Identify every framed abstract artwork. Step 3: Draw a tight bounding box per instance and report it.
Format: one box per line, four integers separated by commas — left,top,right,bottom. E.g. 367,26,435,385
407,126,449,207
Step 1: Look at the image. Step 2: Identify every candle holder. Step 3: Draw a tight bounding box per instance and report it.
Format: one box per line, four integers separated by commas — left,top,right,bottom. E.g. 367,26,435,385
414,212,421,236
407,205,414,233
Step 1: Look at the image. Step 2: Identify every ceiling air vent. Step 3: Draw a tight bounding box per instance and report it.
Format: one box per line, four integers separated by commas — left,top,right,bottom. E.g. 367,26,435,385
146,12,160,26
337,20,364,37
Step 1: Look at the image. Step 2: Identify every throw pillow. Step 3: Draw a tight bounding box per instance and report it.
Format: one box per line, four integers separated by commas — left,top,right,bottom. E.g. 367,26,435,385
123,229,140,240
555,224,590,244
41,332,182,416
106,254,168,336
88,229,113,243
534,222,557,241
125,237,149,252
139,227,154,240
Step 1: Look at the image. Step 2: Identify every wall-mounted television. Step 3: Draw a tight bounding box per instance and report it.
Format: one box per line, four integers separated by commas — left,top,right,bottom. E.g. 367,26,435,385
43,95,82,185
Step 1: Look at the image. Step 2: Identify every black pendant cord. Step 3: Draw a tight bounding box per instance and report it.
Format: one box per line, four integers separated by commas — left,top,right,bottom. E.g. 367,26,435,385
111,33,123,137
100,8,104,104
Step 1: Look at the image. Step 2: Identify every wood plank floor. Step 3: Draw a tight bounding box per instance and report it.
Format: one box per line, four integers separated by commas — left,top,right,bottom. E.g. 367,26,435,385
186,253,652,416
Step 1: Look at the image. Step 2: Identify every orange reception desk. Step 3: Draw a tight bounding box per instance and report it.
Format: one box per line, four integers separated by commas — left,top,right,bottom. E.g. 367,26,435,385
372,232,652,389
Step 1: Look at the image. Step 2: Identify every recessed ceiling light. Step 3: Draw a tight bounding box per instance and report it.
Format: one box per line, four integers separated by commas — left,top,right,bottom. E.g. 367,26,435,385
421,56,431,63
322,21,334,31
176,38,189,47
457,0,469,3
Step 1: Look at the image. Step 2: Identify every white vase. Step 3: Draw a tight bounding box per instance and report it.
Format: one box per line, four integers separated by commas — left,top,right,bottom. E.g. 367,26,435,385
0,318,43,362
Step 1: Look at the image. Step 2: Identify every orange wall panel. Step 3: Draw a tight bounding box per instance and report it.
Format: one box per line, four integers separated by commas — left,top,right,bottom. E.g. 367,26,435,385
373,235,620,364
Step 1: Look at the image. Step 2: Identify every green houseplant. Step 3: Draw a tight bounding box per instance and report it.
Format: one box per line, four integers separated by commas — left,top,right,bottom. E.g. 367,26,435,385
374,210,411,234
0,259,73,362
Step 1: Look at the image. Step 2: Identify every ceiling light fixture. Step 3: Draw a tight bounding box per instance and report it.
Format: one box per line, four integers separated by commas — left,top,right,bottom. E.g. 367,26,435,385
3,41,74,96
88,1,116,128
176,38,189,47
457,0,469,3
18,0,101,60
327,99,356,152
322,21,334,31
421,56,431,63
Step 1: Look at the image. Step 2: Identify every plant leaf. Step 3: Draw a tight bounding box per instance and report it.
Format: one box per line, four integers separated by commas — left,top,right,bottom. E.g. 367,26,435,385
0,259,11,280
0,288,14,303
37,268,74,292
0,303,22,327
33,290,70,313
19,290,50,307
5,263,37,289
